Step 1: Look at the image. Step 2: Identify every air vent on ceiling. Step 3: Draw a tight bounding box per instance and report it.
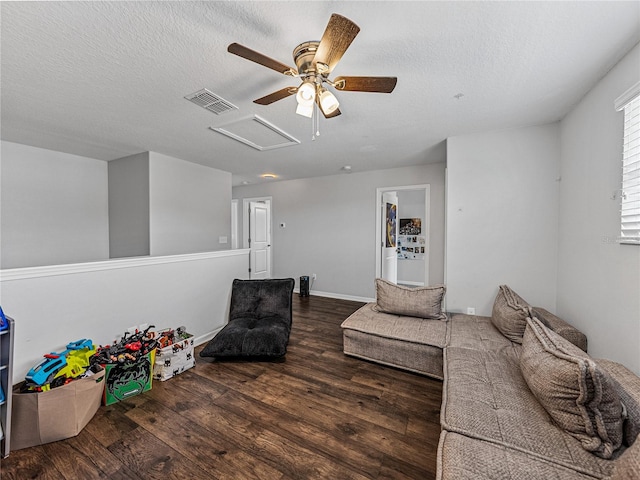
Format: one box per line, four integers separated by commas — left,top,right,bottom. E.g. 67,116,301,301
185,88,238,115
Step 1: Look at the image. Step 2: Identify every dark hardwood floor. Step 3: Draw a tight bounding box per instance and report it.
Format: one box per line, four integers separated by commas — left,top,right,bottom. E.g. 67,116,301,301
0,295,443,479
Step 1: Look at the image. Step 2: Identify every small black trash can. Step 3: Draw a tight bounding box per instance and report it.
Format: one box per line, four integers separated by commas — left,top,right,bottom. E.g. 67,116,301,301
299,276,310,297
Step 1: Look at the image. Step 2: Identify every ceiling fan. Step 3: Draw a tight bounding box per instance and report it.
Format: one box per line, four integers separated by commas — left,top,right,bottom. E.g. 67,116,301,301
228,13,397,119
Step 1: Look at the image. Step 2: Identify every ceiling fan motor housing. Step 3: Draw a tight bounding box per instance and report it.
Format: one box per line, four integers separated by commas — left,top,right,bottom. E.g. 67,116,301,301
293,41,324,76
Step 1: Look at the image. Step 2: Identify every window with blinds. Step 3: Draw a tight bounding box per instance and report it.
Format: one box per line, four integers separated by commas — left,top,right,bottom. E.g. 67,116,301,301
616,82,640,245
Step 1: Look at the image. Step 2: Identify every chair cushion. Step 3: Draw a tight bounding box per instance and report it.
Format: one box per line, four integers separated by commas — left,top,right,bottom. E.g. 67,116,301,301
374,278,447,320
491,285,532,343
520,317,625,459
200,278,295,359
200,316,291,358
229,278,295,325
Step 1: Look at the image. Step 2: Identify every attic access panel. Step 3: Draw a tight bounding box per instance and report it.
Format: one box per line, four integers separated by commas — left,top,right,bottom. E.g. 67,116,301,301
210,115,300,151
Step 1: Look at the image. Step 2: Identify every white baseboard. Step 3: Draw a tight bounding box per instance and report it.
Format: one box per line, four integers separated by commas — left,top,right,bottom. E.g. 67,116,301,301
293,288,374,303
193,287,374,347
194,326,224,347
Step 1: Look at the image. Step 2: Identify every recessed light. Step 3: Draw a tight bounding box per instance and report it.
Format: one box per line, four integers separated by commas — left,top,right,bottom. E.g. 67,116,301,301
342,165,352,173
261,173,278,179
241,181,250,185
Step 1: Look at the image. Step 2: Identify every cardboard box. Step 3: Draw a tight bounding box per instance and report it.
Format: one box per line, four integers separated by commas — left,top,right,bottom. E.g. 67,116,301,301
153,333,195,381
11,368,105,451
103,349,155,406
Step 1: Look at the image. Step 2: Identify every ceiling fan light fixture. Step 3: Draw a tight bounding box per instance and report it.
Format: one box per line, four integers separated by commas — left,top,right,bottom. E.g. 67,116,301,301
296,102,314,118
296,80,316,106
318,87,339,114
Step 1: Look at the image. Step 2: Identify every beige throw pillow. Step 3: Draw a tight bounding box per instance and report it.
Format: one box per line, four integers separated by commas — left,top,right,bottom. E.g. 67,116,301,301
491,285,532,343
374,278,447,320
520,317,624,459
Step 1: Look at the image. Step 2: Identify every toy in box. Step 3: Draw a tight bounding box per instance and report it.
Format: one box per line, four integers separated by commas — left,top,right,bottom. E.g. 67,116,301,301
90,325,158,405
153,327,195,381
11,365,105,450
103,349,155,405
24,339,96,392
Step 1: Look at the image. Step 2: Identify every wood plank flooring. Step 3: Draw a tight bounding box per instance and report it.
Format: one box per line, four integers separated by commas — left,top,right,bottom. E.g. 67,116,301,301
0,295,443,479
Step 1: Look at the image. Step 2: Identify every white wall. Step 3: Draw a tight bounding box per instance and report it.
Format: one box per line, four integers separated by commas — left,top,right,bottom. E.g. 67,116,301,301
558,43,640,374
108,152,150,258
0,141,109,268
149,152,232,256
446,124,561,315
0,250,250,381
233,164,446,301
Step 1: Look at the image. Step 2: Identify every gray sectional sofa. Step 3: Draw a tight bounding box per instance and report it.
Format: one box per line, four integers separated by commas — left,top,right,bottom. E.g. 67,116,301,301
340,282,640,479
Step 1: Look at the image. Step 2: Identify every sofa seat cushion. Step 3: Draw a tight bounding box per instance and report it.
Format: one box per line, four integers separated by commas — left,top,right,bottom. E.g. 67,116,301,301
342,303,448,347
606,434,640,480
341,303,447,379
448,313,519,353
441,346,614,478
437,431,598,480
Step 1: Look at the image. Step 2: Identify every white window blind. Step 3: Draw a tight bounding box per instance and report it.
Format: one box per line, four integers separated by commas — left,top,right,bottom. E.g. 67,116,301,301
616,82,640,245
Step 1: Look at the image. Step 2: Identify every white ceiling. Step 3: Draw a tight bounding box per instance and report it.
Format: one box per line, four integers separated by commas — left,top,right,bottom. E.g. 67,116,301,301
2,1,639,186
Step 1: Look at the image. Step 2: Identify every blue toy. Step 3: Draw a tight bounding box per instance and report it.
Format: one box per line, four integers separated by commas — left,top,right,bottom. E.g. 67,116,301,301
0,306,7,331
26,339,95,389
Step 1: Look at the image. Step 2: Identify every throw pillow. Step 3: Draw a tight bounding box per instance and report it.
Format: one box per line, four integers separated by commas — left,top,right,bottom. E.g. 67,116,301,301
374,278,447,320
520,317,625,459
491,285,532,343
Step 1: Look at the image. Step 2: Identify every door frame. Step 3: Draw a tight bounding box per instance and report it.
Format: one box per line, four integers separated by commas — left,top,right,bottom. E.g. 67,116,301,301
242,196,272,278
381,190,399,284
231,199,239,250
375,185,430,286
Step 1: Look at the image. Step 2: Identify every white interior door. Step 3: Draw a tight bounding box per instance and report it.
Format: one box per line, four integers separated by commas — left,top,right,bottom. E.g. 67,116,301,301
249,201,271,279
381,191,398,283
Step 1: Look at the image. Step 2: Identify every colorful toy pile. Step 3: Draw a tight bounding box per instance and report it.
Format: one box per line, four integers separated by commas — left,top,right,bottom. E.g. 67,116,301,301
89,324,157,367
23,339,97,392
156,326,190,351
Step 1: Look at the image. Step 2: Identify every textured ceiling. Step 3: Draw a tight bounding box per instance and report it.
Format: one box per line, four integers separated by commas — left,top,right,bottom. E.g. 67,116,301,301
2,1,639,186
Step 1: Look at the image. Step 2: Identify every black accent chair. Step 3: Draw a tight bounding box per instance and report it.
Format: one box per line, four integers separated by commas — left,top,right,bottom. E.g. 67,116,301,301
199,278,295,359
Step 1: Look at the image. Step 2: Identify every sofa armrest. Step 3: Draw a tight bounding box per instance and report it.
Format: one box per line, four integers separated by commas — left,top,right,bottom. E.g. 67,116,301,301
531,307,588,352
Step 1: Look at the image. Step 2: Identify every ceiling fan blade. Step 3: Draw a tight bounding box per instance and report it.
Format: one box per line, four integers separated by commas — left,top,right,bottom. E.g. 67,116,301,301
228,43,297,76
333,76,397,93
254,87,297,105
313,14,360,74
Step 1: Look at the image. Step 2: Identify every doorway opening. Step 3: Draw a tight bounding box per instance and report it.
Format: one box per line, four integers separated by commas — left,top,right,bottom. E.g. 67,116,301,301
375,185,430,286
242,197,272,279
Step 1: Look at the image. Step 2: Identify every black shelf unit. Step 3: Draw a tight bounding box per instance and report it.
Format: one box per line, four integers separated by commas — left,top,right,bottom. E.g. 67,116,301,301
1,316,15,457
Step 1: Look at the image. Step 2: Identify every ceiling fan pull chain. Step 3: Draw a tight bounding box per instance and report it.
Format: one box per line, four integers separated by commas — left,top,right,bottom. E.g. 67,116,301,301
312,102,320,140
